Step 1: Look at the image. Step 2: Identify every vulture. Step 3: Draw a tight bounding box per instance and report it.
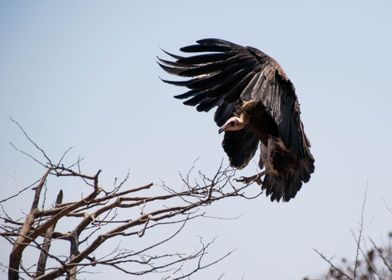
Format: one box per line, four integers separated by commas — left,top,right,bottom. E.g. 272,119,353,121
158,38,315,202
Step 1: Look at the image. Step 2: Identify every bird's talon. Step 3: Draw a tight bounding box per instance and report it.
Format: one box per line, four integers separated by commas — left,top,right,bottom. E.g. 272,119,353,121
235,174,263,185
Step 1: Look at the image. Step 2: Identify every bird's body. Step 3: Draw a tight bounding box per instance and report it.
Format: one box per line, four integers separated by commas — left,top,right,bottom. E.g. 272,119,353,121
159,38,314,202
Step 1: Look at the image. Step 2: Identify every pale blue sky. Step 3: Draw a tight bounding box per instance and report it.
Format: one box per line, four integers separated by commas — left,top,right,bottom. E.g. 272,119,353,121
1,1,392,279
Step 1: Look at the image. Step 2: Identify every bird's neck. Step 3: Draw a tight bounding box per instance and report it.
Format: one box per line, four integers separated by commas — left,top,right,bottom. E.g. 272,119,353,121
238,112,249,126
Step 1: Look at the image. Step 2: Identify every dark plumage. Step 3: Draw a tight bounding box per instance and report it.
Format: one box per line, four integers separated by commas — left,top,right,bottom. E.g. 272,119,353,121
158,38,315,202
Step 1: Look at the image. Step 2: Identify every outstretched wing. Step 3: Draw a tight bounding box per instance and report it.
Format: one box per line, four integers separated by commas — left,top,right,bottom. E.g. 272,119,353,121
158,39,258,124
158,38,313,163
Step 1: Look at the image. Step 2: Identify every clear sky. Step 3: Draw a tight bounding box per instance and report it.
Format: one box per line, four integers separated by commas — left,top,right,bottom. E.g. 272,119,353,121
1,1,392,279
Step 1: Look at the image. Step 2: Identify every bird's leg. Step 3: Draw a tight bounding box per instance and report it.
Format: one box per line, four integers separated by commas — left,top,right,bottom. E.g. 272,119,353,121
235,171,265,185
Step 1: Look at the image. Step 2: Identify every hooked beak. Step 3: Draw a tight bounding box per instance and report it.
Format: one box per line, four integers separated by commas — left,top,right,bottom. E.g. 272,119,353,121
218,123,228,134
219,120,233,134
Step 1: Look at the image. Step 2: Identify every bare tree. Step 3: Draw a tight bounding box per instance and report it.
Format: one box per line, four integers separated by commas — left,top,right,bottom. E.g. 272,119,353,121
304,189,392,280
0,120,262,280
304,232,392,280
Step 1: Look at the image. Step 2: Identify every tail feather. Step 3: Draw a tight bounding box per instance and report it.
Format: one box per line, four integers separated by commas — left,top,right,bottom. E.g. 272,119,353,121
260,137,314,202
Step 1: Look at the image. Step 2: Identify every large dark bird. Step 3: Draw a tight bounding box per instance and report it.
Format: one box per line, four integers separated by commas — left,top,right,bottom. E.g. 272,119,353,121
158,38,314,202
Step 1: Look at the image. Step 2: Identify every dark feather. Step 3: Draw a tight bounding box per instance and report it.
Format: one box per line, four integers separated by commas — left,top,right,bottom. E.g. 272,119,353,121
157,61,184,75
176,52,233,65
222,129,259,169
160,48,185,60
214,102,236,127
196,38,242,49
175,54,251,77
174,89,203,100
160,78,192,87
196,96,222,112
180,44,232,53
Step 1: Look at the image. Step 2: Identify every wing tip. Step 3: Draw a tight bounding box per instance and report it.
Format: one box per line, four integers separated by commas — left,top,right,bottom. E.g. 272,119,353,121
160,47,184,60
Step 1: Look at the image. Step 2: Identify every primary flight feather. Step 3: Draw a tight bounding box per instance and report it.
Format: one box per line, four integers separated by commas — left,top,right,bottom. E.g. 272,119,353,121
158,38,315,202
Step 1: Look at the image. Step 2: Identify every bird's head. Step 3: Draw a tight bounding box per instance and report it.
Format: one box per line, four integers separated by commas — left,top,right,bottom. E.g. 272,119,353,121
218,114,249,134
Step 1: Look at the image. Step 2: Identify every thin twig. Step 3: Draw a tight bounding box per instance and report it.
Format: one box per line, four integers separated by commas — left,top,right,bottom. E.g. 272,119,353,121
353,183,368,279
9,117,52,166
313,249,353,280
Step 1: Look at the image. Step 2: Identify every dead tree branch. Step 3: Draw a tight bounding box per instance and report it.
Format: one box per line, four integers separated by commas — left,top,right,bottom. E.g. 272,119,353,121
1,122,261,279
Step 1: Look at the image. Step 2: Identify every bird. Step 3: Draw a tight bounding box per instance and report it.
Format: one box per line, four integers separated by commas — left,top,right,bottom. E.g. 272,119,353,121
158,38,315,202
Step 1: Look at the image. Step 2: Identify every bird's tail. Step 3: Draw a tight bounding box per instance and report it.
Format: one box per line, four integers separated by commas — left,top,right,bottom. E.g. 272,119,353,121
260,137,314,202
